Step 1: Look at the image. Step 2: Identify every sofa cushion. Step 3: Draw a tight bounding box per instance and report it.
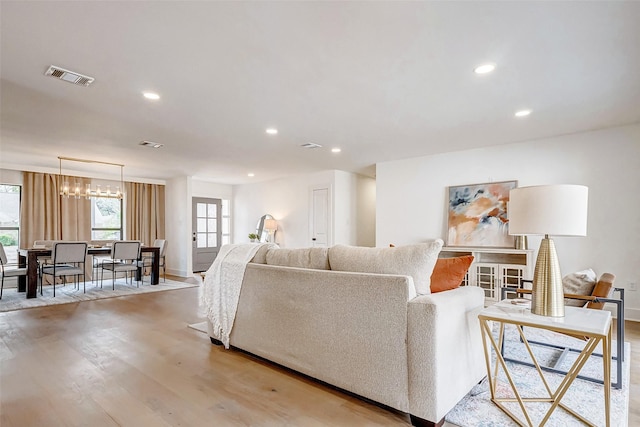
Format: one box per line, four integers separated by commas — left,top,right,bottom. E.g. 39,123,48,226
430,255,474,293
266,247,330,270
250,243,279,264
562,268,597,307
328,240,443,294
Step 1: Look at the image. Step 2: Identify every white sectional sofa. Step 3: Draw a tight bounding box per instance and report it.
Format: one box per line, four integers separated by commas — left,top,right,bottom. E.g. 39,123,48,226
207,242,486,426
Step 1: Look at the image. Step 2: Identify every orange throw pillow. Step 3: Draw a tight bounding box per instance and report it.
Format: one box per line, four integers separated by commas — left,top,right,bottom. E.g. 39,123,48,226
430,255,474,293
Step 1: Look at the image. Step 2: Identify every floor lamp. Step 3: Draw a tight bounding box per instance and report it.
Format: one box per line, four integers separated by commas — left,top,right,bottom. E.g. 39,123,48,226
508,185,589,317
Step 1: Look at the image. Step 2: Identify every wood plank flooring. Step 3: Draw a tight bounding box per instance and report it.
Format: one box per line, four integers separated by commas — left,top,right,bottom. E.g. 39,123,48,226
1,277,637,426
0,277,410,426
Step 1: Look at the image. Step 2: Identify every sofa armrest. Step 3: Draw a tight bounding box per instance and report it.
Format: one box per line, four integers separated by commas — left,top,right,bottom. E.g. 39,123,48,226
407,286,486,421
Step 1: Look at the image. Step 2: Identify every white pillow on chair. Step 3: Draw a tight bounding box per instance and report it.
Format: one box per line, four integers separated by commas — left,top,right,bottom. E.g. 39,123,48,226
562,268,597,307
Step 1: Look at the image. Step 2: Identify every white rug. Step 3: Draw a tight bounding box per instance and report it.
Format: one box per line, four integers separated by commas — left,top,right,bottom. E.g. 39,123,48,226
445,324,630,427
0,278,199,312
188,321,208,333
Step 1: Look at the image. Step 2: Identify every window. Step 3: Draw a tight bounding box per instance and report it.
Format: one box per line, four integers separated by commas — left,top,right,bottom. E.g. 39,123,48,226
91,197,122,240
222,199,231,245
0,184,21,263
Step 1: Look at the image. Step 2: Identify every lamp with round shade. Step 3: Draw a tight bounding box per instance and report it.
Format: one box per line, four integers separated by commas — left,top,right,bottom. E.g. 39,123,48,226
264,219,278,243
509,185,589,317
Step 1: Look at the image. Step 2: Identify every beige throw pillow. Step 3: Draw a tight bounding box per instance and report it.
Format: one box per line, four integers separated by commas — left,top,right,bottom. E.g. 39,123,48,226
562,268,597,307
250,243,279,264
266,247,330,270
328,239,444,295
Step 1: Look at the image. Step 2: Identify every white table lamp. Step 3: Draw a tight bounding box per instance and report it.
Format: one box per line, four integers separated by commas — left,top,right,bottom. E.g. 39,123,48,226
264,219,278,243
509,185,588,317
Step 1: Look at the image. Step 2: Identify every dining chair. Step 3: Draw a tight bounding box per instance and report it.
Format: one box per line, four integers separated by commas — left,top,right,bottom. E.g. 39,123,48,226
40,241,89,296
501,273,625,389
136,239,167,284
0,242,28,299
100,241,141,289
90,241,113,284
33,240,54,277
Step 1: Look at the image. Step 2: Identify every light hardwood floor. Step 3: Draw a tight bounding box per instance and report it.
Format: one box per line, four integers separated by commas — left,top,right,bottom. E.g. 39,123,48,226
1,278,637,426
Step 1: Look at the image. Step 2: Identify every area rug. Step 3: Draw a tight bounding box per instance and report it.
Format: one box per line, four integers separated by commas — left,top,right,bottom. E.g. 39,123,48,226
188,321,208,333
0,278,199,313
445,324,630,426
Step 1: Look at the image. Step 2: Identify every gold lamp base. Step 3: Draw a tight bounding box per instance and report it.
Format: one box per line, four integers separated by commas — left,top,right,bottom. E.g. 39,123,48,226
531,236,565,317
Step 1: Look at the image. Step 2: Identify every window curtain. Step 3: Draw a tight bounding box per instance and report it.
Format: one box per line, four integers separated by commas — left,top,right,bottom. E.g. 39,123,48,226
125,182,165,245
20,172,92,248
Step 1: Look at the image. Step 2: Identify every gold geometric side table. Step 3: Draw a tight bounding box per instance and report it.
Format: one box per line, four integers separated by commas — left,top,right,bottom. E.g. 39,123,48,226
478,300,612,427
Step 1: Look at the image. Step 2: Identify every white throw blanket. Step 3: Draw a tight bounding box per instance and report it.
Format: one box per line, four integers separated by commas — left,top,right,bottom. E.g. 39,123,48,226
199,243,277,348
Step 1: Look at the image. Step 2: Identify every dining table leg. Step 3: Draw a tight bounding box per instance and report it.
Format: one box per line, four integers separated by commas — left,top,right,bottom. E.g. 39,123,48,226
18,252,27,293
150,247,160,285
26,251,39,298
135,248,160,285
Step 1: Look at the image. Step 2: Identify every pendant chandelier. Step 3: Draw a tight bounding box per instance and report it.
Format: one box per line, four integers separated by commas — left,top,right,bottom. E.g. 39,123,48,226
59,156,124,200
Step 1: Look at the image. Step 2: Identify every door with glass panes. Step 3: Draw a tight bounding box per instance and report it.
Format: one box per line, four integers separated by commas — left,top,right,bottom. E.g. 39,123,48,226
192,197,222,272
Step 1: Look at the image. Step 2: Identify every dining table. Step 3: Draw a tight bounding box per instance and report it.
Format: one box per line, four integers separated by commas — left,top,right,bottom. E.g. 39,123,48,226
17,246,161,299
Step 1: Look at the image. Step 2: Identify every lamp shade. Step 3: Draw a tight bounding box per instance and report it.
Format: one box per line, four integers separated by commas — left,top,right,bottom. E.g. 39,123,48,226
264,219,278,231
509,185,588,236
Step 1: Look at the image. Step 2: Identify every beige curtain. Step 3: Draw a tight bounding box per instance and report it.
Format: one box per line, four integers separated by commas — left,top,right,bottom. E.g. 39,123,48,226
20,172,92,248
125,182,165,245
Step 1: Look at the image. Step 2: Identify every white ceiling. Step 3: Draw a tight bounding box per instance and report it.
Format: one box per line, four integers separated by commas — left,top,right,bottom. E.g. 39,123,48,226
2,1,639,184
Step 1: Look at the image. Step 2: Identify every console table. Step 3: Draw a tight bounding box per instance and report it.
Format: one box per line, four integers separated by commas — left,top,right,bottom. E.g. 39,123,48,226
440,247,534,302
17,246,161,299
478,299,611,426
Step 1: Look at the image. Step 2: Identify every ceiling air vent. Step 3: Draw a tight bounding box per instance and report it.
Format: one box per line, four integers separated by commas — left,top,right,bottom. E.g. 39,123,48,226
45,65,95,87
300,142,323,149
140,140,164,148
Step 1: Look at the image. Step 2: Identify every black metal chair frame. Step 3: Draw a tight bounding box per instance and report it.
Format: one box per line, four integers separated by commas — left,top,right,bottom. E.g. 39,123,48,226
500,284,625,389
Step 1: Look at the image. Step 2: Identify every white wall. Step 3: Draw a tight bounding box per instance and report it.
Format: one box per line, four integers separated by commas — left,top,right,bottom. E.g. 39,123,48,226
333,171,376,247
334,170,356,246
356,174,376,247
376,123,640,320
192,179,233,200
0,169,23,185
233,170,376,248
233,170,335,248
165,175,191,277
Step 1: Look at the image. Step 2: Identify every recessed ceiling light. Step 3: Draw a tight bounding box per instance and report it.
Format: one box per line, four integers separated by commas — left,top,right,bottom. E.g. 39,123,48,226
248,173,255,177
266,128,278,135
515,109,532,117
331,148,341,153
143,92,160,100
474,63,496,74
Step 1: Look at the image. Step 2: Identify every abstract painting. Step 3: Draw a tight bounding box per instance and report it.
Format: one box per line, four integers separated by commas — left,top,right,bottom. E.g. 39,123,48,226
447,180,517,247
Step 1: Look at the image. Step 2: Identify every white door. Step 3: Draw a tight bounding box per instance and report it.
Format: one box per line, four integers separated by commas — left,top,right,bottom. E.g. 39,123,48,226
192,197,222,272
310,187,330,247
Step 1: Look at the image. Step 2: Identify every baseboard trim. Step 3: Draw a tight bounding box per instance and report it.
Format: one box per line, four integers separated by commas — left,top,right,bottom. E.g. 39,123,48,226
623,307,640,323
166,268,190,277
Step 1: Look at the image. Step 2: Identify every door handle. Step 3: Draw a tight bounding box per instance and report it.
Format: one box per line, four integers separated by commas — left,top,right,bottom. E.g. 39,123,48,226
192,232,196,242
312,238,316,241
